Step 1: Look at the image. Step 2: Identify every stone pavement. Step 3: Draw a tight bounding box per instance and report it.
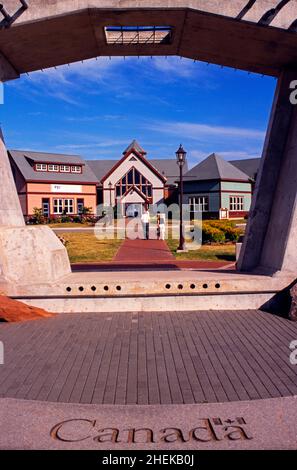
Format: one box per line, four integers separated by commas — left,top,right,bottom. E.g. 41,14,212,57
0,310,297,449
1,310,296,405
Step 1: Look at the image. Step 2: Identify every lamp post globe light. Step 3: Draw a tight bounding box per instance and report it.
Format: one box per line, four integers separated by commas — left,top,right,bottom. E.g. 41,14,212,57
176,144,187,252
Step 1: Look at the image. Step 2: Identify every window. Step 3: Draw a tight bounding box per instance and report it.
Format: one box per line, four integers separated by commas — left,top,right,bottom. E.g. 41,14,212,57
105,26,172,45
36,163,47,171
53,199,63,214
146,185,152,198
189,196,209,213
64,199,74,214
229,196,244,211
48,164,59,172
53,198,74,214
77,198,84,215
127,169,133,185
60,165,70,173
71,165,82,173
115,168,152,198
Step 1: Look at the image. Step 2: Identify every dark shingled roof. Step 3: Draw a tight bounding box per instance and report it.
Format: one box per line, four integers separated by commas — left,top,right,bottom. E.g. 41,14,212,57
9,150,98,184
184,153,250,182
86,160,117,182
123,139,147,156
229,158,261,180
150,159,188,185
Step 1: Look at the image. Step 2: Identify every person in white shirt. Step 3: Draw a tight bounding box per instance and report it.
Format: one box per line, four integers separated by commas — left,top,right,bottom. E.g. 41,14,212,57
141,207,150,240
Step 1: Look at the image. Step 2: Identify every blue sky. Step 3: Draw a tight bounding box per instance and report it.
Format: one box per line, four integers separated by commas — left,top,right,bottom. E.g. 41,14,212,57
0,56,276,168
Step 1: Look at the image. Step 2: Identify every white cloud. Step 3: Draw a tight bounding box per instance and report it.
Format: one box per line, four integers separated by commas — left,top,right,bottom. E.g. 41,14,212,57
12,56,212,104
145,120,265,141
188,149,209,161
55,139,129,150
150,57,195,78
218,150,261,159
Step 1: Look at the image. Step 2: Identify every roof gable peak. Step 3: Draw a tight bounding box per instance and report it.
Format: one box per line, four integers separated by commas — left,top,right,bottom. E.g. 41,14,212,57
123,139,147,156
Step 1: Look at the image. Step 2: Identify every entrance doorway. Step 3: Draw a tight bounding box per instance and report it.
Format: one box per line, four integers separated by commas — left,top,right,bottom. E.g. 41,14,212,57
125,203,143,218
42,198,50,217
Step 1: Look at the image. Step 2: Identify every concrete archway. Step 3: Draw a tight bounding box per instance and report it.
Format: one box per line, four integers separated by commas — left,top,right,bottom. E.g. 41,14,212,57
0,1,296,309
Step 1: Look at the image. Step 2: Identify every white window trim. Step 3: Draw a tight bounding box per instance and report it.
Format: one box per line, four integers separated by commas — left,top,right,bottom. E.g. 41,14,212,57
71,165,82,173
53,198,63,214
189,196,209,213
64,198,74,214
60,165,71,173
48,164,59,172
229,196,244,211
36,163,47,171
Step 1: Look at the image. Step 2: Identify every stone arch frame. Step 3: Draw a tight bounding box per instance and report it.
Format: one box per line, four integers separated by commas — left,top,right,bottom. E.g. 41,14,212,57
0,1,296,286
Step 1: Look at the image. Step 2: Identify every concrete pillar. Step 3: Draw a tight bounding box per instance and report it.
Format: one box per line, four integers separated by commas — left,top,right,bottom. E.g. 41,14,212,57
0,131,71,284
0,132,25,226
238,69,297,276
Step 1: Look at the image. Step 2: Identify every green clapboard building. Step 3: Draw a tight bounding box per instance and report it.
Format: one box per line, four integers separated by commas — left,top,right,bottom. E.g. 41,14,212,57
182,153,260,219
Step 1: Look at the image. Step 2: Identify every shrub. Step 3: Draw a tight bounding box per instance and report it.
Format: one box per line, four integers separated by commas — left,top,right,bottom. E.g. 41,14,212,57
32,207,45,225
61,215,71,223
202,225,226,244
202,220,242,243
223,226,242,242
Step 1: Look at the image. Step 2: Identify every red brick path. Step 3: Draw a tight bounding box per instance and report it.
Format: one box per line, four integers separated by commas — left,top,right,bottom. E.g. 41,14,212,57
114,238,174,262
71,237,235,271
71,261,235,271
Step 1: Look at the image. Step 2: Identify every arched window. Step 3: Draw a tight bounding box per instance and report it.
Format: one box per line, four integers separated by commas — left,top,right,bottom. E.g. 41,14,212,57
115,168,152,198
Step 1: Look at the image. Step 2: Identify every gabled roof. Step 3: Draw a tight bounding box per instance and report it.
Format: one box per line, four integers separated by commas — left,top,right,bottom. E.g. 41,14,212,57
150,159,188,185
184,153,250,182
9,150,98,184
229,158,261,180
122,139,147,156
88,157,183,185
121,185,149,202
100,147,167,184
16,150,84,166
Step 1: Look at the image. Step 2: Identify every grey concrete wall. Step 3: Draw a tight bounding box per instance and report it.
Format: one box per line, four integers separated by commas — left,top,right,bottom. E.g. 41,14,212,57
1,1,297,80
2,1,297,28
238,69,297,275
260,104,297,273
0,135,24,227
0,133,71,283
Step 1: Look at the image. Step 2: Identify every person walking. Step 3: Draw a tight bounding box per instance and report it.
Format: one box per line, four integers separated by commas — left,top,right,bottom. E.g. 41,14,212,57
157,211,166,240
141,207,150,240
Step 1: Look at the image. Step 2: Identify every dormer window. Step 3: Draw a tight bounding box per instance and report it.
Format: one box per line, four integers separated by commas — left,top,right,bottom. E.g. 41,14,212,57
71,165,82,173
36,163,47,171
48,164,59,172
60,165,70,173
34,162,82,173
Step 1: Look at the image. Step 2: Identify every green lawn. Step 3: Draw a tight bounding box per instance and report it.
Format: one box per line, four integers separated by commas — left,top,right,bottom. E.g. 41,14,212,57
58,232,122,263
49,222,93,228
167,237,236,262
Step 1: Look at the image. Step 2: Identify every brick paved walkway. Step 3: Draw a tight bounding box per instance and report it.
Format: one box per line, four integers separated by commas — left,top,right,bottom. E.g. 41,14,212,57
71,260,234,271
114,239,174,262
0,310,296,405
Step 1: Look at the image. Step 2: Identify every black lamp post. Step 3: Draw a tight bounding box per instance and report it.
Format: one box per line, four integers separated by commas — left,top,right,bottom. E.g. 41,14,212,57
176,144,187,251
108,181,112,207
